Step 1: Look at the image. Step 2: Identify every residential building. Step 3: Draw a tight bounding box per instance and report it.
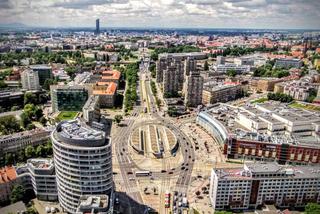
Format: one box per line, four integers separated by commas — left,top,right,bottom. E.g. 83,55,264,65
156,52,206,83
211,64,251,74
100,70,121,84
162,59,183,96
50,85,89,112
313,87,320,105
0,90,45,110
21,69,40,90
0,128,51,156
0,159,57,203
0,166,18,202
234,57,255,66
202,83,242,105
250,78,283,92
184,57,196,76
26,159,57,201
210,162,320,211
216,56,225,65
275,58,302,69
83,95,100,124
282,80,316,101
30,65,53,86
51,120,113,213
92,82,117,107
183,70,203,107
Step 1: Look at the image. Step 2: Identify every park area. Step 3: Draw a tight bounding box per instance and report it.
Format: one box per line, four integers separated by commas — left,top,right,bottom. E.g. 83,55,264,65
56,111,78,122
289,102,320,112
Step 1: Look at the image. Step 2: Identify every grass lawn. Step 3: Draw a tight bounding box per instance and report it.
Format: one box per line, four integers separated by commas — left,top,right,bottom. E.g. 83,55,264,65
289,102,320,112
56,111,78,122
251,97,268,104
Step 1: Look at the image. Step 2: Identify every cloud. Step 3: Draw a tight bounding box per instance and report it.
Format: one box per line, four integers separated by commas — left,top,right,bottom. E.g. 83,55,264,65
0,0,319,29
52,0,128,9
0,0,13,9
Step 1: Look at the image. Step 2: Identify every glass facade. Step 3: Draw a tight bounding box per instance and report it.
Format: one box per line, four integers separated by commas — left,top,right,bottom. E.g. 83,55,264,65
52,88,88,112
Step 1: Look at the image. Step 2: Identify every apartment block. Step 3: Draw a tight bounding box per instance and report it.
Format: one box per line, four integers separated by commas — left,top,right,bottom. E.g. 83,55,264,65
26,159,57,201
202,83,242,105
210,163,320,211
82,95,100,124
21,69,41,90
0,128,51,155
275,58,302,69
183,70,203,107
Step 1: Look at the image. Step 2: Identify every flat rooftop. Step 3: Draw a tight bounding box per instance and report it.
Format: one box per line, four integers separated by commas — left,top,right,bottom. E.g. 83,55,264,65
58,119,105,141
27,158,54,170
77,195,109,213
215,162,320,180
200,102,320,148
83,95,99,111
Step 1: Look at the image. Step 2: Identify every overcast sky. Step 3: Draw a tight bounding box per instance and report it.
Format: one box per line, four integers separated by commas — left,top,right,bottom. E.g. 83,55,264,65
0,0,319,29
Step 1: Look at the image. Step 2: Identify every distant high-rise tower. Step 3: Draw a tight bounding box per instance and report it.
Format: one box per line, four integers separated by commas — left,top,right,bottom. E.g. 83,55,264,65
95,19,100,35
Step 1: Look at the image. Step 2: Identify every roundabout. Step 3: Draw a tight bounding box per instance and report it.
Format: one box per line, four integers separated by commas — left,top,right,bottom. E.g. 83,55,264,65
130,123,179,158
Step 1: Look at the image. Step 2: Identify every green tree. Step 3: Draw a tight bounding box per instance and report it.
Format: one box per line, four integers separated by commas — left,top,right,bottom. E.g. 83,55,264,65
26,123,36,130
23,104,36,119
0,80,7,88
11,106,20,111
24,92,37,105
17,150,26,163
39,116,47,125
149,64,156,78
36,145,46,157
0,115,21,135
44,140,53,155
114,115,123,124
26,207,38,214
214,211,232,214
34,107,43,120
20,112,32,128
25,145,35,159
10,185,25,203
5,153,14,165
305,203,320,214
204,61,209,71
226,69,237,77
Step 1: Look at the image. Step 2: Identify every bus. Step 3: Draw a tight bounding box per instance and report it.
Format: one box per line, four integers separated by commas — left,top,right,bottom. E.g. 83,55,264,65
135,170,151,177
164,191,171,208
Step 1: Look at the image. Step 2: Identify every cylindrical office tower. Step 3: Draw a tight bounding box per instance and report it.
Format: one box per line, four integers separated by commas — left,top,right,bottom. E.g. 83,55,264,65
51,120,112,213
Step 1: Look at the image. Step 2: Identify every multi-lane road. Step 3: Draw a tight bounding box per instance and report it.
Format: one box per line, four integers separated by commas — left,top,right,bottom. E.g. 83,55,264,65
113,57,195,213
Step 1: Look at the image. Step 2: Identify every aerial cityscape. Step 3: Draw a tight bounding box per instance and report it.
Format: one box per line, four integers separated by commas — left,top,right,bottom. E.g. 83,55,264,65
0,1,320,214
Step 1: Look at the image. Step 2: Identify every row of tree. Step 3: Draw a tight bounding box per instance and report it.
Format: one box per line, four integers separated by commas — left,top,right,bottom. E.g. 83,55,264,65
267,92,293,103
0,50,97,68
124,63,139,112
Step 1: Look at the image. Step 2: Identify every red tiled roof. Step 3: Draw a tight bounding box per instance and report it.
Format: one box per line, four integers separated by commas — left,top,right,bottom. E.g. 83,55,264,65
0,166,17,184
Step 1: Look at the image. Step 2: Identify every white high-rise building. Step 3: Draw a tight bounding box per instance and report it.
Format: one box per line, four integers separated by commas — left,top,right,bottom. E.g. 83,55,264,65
51,119,113,213
21,69,40,90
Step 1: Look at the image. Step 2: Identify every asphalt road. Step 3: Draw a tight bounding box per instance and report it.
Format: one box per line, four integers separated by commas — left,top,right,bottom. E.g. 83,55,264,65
113,58,195,214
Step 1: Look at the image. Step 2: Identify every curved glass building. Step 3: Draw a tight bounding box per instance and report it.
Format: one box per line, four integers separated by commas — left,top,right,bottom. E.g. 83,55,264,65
51,120,113,213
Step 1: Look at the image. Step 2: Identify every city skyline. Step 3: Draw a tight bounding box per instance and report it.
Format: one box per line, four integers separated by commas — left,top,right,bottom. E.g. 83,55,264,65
0,0,320,30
